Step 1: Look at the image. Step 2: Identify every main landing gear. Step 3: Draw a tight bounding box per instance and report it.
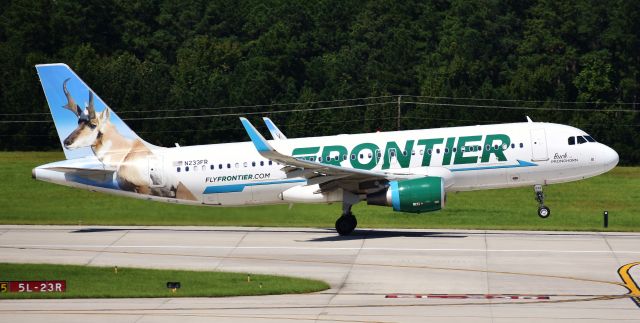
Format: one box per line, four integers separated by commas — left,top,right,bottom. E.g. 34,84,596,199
534,184,550,219
335,191,360,236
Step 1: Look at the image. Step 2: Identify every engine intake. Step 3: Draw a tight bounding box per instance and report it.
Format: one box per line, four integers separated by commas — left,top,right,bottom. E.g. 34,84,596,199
367,177,445,213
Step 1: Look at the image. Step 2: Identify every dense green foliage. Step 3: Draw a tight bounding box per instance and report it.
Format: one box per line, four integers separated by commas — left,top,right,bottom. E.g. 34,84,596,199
0,263,329,298
2,152,638,231
0,1,638,163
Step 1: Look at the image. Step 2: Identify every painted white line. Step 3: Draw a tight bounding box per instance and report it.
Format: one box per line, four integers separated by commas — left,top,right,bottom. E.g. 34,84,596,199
2,244,640,254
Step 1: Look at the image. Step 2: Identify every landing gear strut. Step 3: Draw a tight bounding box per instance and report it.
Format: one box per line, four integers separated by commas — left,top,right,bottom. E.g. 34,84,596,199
534,184,550,218
335,191,360,235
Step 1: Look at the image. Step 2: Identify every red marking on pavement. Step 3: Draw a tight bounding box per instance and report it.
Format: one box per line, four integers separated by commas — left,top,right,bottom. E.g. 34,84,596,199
385,293,550,300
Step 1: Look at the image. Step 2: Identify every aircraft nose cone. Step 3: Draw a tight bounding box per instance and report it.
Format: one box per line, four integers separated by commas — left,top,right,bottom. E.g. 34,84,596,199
602,145,619,171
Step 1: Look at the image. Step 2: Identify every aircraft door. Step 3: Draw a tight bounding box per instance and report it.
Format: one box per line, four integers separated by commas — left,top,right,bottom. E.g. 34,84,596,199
148,156,165,187
530,129,549,161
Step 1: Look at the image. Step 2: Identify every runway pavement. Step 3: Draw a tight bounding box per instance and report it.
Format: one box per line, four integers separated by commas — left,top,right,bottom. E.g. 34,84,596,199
0,225,639,322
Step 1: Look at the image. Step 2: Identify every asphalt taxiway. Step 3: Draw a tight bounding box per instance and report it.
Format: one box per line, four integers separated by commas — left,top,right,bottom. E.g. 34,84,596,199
0,225,639,322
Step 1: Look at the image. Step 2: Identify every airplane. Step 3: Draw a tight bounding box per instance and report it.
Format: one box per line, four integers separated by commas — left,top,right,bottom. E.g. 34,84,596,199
32,64,619,235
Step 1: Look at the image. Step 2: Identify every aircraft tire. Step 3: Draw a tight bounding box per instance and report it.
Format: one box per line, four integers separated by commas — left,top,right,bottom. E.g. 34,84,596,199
335,214,357,236
538,206,551,219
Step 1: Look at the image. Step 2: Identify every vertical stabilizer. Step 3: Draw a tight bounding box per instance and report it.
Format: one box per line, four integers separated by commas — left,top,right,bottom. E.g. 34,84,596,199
35,63,147,159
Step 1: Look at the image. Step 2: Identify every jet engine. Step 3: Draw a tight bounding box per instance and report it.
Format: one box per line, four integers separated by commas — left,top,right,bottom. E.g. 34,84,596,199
366,177,445,213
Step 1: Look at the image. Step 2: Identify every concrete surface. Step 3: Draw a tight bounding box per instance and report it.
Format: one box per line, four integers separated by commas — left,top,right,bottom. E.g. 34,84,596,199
0,225,639,322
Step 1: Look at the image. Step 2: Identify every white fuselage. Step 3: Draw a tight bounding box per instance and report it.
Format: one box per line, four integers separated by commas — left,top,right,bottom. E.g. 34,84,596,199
34,121,619,206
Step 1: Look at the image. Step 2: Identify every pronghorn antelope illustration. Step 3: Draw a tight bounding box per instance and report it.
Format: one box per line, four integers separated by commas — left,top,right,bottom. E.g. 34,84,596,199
60,78,196,200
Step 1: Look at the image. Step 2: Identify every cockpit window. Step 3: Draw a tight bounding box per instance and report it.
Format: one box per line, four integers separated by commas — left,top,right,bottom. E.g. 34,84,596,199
584,135,596,142
577,136,587,144
568,137,575,145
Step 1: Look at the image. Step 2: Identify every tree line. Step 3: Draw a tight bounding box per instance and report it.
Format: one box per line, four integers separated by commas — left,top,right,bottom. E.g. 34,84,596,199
0,0,638,164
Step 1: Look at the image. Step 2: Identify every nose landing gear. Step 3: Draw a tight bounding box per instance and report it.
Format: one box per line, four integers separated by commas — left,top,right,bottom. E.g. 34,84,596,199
534,184,550,218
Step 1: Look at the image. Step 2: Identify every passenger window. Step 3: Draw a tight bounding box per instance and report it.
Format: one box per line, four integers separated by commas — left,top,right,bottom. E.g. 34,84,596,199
319,157,323,162
268,161,273,165
210,164,214,170
260,161,264,166
519,143,524,148
511,143,515,149
444,148,449,154
454,147,458,153
568,137,575,145
436,149,441,154
351,154,356,160
427,149,432,155
243,162,247,167
486,144,490,151
227,163,231,169
411,150,416,156
343,155,347,161
577,136,587,144
177,167,181,172
402,150,407,156
367,153,372,158
419,150,424,155
185,166,190,172
252,161,256,167
360,153,364,159
218,164,222,169
389,149,396,157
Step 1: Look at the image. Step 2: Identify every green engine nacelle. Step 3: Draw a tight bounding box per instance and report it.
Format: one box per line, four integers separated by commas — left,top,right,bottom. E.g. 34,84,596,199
367,177,445,213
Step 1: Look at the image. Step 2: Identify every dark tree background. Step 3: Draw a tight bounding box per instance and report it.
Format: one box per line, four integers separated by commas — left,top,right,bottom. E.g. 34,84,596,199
1,0,638,164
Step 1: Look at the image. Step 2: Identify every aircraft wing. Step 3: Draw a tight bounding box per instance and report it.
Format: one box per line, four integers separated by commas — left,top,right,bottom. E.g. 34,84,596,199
240,118,424,191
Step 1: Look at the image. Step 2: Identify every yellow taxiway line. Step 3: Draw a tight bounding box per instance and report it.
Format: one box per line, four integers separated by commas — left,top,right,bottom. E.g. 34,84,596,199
618,262,640,308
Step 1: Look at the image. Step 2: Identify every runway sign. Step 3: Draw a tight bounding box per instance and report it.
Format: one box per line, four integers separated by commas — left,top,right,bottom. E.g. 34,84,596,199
0,281,66,293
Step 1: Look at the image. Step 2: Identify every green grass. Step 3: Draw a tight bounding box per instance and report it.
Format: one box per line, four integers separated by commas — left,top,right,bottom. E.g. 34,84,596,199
0,263,329,299
1,151,638,231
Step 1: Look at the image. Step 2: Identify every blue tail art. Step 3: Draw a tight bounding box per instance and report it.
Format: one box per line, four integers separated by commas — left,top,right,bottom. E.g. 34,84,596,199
35,63,197,201
36,63,144,160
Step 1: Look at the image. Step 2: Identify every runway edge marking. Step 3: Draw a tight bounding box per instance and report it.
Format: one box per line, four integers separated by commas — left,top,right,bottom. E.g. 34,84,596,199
617,262,640,308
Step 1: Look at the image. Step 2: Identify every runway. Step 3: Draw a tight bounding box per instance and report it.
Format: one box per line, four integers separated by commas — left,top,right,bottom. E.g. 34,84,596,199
1,225,639,322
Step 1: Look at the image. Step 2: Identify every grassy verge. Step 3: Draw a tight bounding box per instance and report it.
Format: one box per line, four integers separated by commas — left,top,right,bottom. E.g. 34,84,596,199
1,151,638,231
0,263,329,299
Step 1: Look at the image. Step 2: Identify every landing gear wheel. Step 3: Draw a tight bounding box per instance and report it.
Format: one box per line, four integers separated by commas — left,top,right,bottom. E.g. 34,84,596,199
533,184,550,219
335,213,357,236
538,206,551,219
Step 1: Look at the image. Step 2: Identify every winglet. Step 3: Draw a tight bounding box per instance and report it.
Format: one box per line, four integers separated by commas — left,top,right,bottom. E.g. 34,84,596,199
263,117,287,140
240,117,274,153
